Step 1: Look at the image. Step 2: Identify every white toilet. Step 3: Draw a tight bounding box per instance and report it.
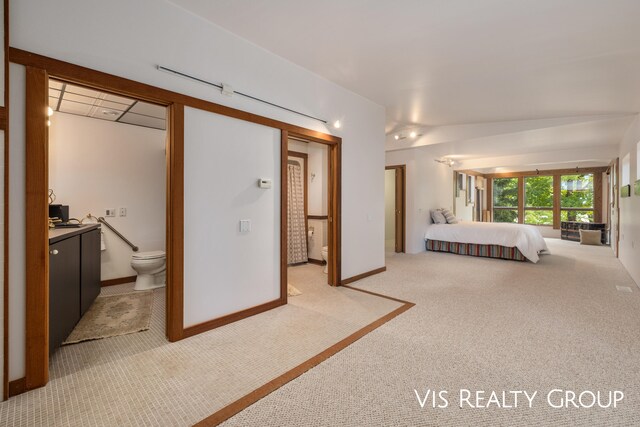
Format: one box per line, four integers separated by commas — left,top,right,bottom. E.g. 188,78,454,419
321,246,329,274
131,250,166,291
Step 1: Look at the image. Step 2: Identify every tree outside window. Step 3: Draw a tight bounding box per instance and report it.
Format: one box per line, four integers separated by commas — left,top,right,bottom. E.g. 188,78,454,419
524,176,553,225
493,177,518,223
561,174,594,223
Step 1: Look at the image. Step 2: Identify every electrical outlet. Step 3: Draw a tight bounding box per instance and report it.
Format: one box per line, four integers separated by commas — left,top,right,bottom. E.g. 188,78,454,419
119,207,127,217
105,208,116,217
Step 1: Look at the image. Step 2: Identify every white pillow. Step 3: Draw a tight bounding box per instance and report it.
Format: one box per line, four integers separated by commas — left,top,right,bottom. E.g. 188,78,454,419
431,209,447,224
440,208,458,224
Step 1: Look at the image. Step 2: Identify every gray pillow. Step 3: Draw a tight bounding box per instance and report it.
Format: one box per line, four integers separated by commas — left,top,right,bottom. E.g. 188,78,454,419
431,209,447,224
440,208,458,224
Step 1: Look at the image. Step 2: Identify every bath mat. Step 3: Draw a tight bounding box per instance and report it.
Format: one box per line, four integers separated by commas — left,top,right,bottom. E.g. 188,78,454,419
63,291,153,345
287,284,302,296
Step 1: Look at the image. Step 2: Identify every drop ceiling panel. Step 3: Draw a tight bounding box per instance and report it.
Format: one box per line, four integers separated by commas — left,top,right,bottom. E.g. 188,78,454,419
129,102,166,119
103,93,135,105
118,113,166,130
49,80,63,90
63,92,97,105
93,98,131,112
59,100,93,115
66,85,100,98
89,109,120,121
49,79,166,131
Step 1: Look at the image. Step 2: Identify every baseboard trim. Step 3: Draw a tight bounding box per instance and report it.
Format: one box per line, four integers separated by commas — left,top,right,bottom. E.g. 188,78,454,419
101,275,137,287
8,377,26,397
340,266,386,285
195,290,414,426
307,258,325,266
183,298,287,339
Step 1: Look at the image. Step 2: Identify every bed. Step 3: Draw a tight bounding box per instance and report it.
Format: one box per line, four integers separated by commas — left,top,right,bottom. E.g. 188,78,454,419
425,221,549,263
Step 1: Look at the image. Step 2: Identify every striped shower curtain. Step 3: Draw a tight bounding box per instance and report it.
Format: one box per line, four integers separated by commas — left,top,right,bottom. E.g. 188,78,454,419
288,163,308,264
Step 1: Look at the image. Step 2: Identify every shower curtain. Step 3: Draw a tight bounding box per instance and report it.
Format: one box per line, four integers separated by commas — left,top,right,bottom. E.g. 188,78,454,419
288,163,308,264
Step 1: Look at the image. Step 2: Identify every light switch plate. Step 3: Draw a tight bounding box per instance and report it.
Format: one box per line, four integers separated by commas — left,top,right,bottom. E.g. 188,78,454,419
239,219,251,233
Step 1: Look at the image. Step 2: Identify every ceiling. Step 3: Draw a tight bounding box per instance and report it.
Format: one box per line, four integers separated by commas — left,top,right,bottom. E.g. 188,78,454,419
49,79,166,130
169,0,640,170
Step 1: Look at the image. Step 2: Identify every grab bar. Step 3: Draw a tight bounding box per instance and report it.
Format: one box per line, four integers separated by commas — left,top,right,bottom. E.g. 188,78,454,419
98,217,139,252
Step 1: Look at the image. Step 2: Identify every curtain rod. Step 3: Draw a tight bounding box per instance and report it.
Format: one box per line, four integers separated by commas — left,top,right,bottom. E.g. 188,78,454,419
157,65,328,124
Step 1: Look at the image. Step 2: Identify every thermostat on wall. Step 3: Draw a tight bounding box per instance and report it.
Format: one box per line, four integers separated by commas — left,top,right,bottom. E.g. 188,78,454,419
258,179,272,189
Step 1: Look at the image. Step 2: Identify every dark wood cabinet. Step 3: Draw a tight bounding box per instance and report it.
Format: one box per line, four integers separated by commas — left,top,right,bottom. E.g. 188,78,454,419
560,221,607,244
49,225,101,354
81,229,101,315
49,236,81,354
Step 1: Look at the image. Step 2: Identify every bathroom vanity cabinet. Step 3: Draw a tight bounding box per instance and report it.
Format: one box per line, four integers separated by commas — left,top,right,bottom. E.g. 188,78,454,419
49,224,101,353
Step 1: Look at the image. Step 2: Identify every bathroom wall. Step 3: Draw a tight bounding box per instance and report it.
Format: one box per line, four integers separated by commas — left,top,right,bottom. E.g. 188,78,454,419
8,0,385,380
48,113,167,281
384,169,395,242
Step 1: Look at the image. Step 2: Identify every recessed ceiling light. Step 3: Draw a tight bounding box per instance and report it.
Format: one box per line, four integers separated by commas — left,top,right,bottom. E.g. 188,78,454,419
102,110,119,116
333,120,341,129
394,135,399,140
409,131,417,138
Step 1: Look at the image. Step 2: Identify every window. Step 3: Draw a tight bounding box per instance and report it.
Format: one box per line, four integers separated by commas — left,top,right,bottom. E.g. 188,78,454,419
492,177,518,223
560,174,594,223
524,176,553,225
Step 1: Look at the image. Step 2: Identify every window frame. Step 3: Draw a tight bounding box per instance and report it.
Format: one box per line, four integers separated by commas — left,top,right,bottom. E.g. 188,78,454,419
523,175,554,226
487,168,605,228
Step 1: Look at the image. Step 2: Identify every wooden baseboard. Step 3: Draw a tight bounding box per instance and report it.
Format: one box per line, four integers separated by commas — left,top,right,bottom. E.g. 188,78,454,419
183,298,286,339
340,266,386,285
307,258,325,266
195,291,414,426
101,275,137,287
8,377,26,397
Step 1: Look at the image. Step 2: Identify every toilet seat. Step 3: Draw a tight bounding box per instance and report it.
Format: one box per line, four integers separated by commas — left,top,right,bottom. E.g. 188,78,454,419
132,250,165,260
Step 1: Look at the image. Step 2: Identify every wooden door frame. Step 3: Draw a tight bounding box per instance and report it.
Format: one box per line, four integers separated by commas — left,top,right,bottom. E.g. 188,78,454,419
385,165,406,253
11,48,342,393
285,132,341,286
21,67,183,392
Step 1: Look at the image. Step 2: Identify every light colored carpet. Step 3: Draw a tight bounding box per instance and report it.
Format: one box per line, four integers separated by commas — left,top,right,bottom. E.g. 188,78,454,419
222,239,640,427
0,264,403,426
63,291,153,345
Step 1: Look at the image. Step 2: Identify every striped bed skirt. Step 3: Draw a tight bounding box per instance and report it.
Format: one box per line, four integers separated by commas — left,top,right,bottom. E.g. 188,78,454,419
425,239,527,262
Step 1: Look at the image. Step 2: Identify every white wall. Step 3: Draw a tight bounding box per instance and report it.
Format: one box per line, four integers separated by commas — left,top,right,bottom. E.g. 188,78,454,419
49,113,167,281
617,116,640,286
386,147,454,254
384,170,395,241
9,0,385,380
183,109,280,326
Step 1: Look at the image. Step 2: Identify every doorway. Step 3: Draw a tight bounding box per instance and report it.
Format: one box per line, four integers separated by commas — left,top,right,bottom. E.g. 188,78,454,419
286,134,339,286
45,77,170,379
385,165,405,253
608,158,620,256
21,66,183,393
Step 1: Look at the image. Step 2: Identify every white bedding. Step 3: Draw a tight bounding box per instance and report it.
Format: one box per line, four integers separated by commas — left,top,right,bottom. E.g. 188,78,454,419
425,221,549,263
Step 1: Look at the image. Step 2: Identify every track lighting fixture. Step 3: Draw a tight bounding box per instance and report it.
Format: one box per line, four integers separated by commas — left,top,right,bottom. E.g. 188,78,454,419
434,158,455,167
393,130,422,141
